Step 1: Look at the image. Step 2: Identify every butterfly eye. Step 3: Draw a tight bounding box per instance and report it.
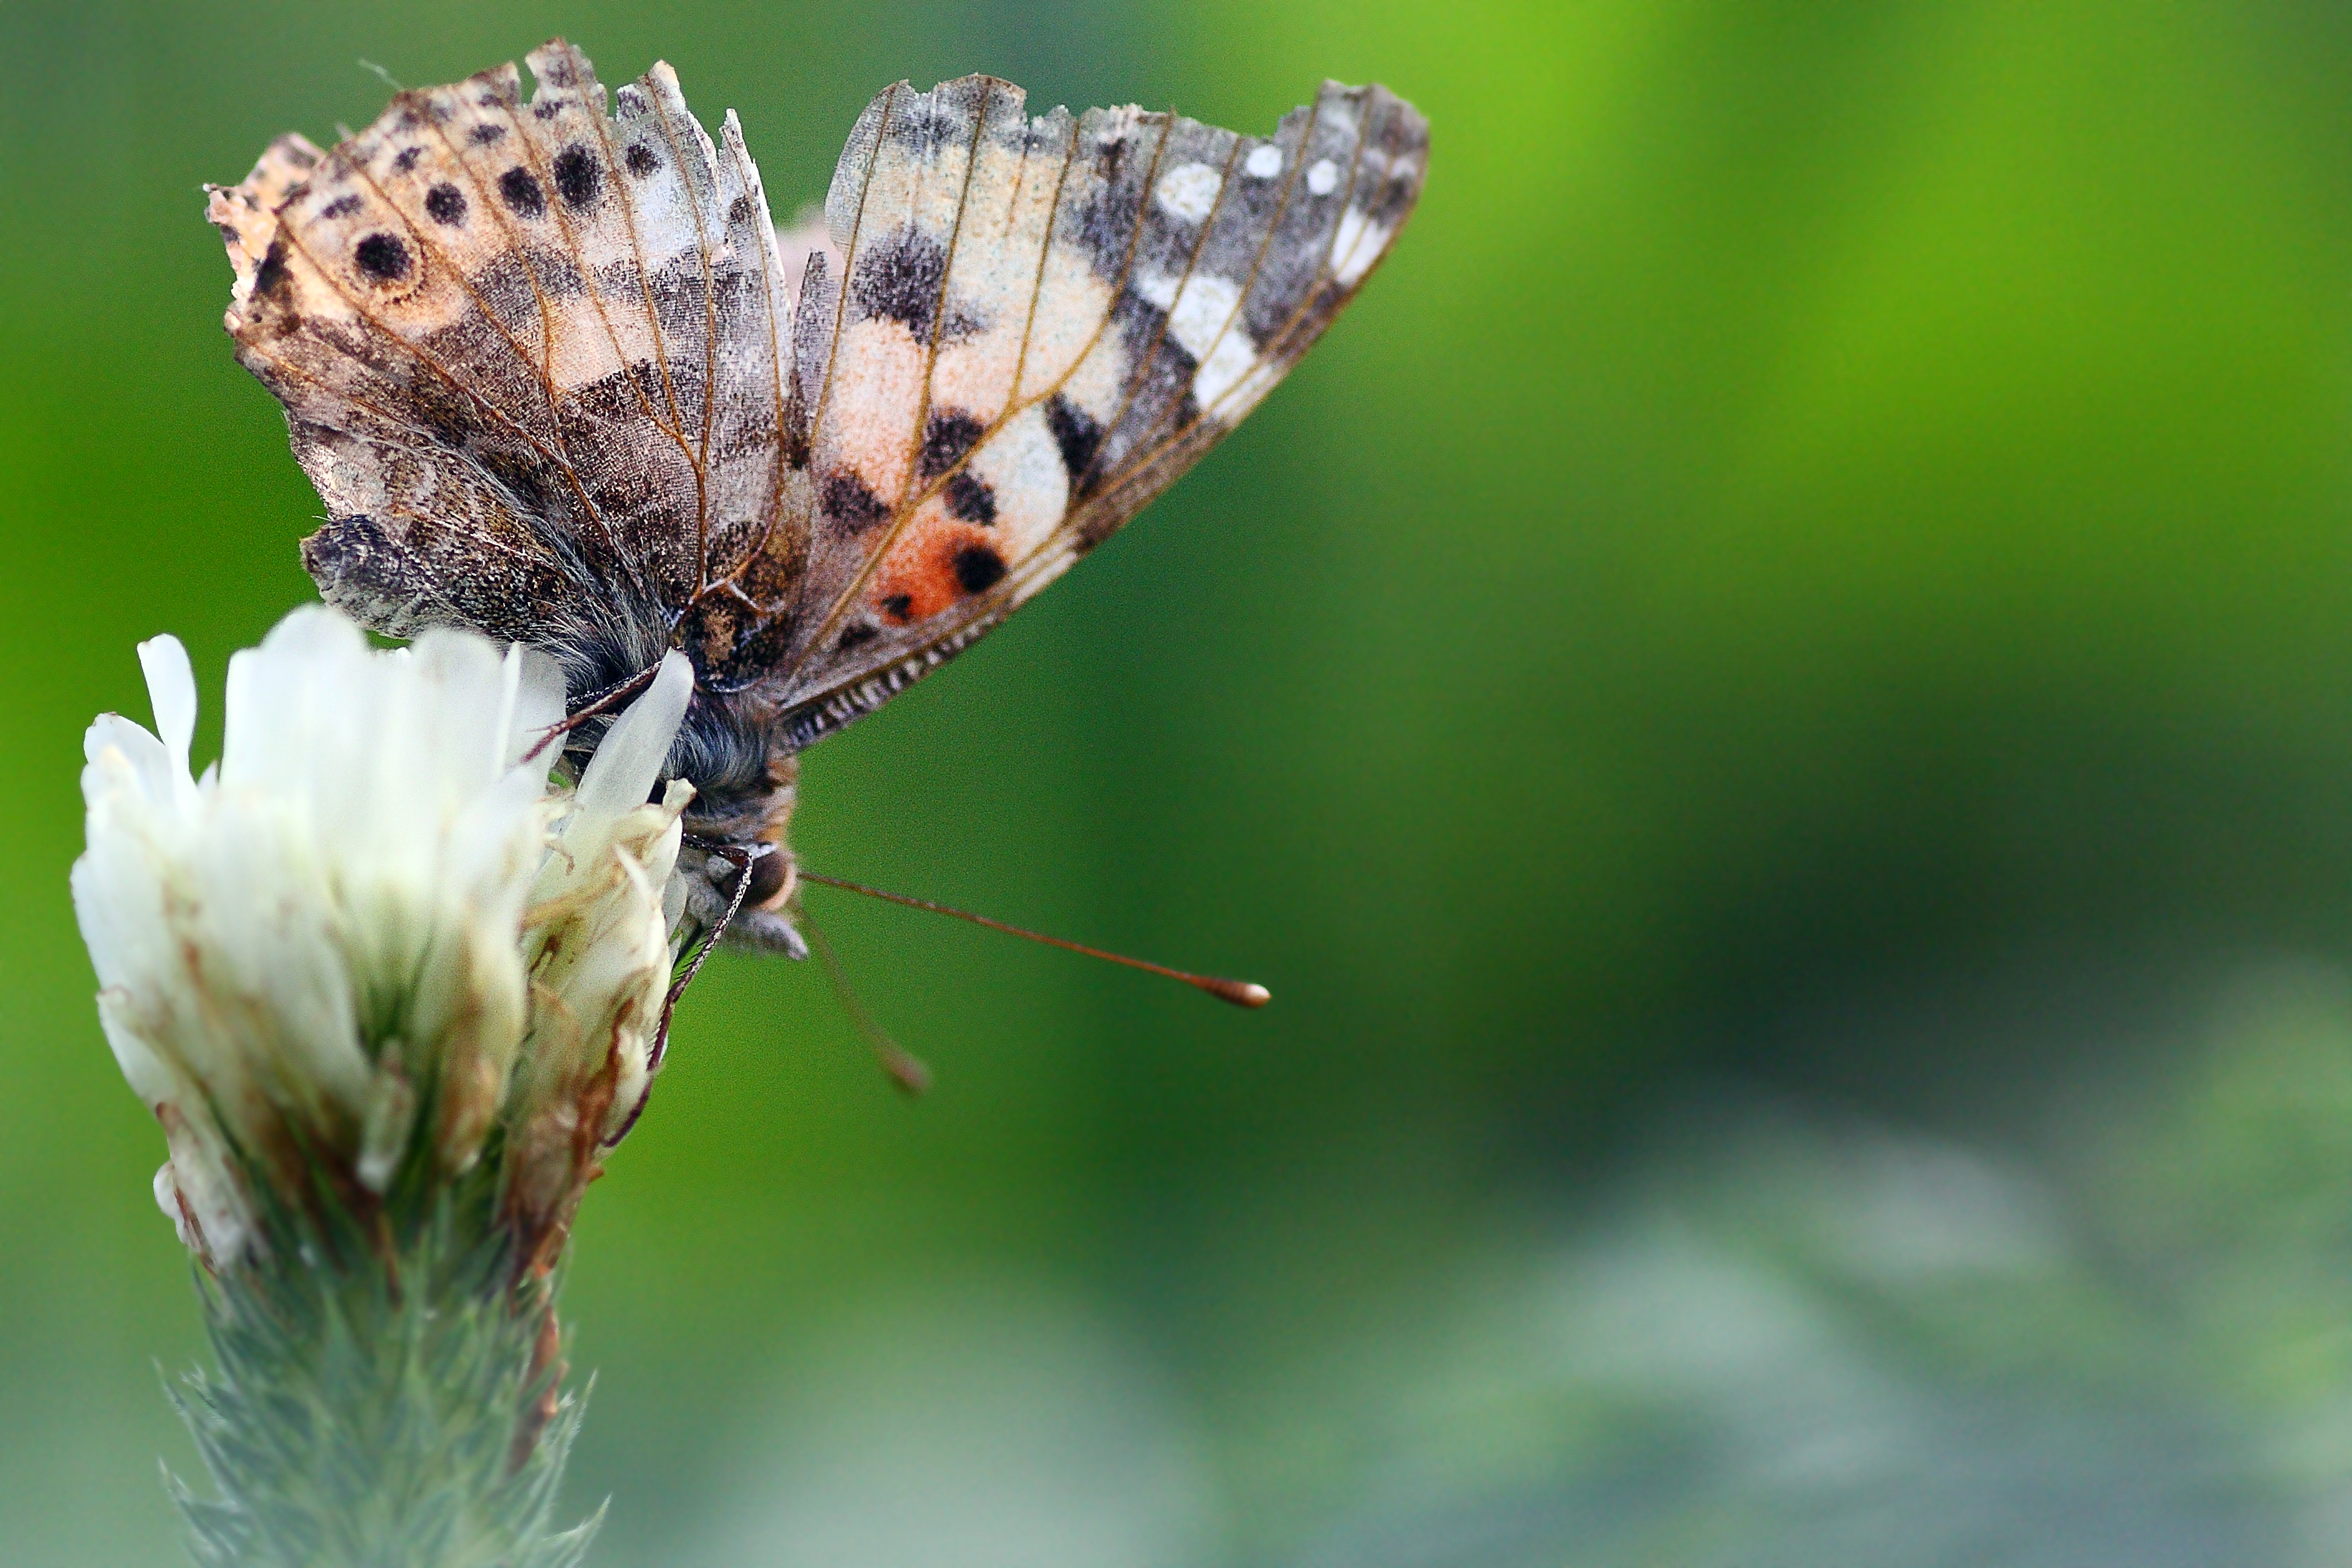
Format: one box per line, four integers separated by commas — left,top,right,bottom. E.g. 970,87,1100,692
713,846,791,910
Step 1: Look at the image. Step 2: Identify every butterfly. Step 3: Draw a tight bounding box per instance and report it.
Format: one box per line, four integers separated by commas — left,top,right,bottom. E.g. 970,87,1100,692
207,38,1426,973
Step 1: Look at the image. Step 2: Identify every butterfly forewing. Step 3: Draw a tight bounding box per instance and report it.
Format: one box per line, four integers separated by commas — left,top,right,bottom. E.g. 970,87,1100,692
765,76,1428,746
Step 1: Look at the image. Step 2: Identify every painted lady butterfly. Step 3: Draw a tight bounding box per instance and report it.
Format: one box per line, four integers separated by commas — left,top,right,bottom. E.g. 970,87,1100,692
208,39,1425,967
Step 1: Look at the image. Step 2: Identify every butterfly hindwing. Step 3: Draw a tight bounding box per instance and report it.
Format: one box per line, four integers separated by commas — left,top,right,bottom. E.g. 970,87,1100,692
762,75,1429,746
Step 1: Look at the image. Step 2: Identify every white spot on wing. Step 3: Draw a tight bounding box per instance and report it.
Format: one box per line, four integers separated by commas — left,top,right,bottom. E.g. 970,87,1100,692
1154,162,1221,225
1244,145,1282,179
1136,266,1265,413
1331,207,1392,287
1307,159,1339,196
1192,327,1258,411
1140,272,1243,362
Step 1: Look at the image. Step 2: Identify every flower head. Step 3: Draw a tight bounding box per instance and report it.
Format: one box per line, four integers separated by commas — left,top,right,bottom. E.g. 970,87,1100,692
74,606,693,1265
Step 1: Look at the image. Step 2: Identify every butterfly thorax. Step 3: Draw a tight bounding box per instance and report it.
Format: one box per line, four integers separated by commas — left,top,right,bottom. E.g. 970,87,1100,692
559,623,806,953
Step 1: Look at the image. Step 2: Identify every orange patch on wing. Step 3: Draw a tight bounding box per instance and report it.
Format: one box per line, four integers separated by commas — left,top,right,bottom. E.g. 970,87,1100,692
869,500,1009,623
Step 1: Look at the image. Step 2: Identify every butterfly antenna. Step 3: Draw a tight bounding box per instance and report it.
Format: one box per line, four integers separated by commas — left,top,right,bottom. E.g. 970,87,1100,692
797,871,1272,1008
802,916,933,1096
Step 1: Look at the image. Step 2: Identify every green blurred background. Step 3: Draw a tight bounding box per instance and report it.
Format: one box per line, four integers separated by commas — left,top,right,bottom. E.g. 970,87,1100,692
12,0,2352,1561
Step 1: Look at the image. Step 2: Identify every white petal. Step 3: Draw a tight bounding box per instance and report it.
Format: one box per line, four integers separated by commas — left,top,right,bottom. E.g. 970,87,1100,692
501,646,570,770
136,636,197,776
574,652,692,824
82,715,173,810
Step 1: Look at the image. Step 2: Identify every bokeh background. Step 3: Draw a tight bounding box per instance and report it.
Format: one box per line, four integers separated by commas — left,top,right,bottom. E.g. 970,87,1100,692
10,0,2352,1562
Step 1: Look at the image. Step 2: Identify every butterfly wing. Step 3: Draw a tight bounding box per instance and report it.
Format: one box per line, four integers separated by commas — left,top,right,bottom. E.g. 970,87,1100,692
209,41,806,689
212,45,1425,740
759,75,1428,746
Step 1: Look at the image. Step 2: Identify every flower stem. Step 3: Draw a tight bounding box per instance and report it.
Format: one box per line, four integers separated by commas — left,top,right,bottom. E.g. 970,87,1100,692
166,1158,600,1568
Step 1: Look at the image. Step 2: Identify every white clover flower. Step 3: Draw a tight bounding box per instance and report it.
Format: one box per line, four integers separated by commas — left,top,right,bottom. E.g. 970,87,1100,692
505,653,694,1250
73,606,694,1265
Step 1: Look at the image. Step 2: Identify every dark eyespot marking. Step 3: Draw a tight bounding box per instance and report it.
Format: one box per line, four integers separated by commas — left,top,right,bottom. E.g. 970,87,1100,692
952,544,1008,595
469,122,506,146
881,593,913,622
1044,393,1103,483
849,226,947,337
920,411,984,479
353,232,411,283
837,622,880,651
253,238,293,297
552,145,600,209
727,195,756,227
424,183,467,226
944,471,997,525
820,471,890,534
319,194,364,221
499,167,546,217
624,143,660,178
533,99,562,121
392,146,423,172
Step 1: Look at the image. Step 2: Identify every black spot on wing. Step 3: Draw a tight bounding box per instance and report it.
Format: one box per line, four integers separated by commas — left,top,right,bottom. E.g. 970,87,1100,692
1044,394,1103,483
254,238,293,297
952,543,1007,594
849,225,947,338
499,167,546,217
625,143,660,177
919,411,984,479
319,194,363,221
354,232,411,282
837,622,880,652
727,195,756,227
425,183,467,225
469,122,506,146
944,471,996,524
881,593,913,622
393,146,423,172
552,145,601,209
820,471,890,534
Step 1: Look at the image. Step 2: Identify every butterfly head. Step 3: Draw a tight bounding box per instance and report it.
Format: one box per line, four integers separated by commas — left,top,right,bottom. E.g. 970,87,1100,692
661,704,807,958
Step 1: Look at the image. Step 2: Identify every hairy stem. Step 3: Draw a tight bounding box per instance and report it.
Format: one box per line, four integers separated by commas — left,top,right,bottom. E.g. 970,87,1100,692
166,1160,599,1568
